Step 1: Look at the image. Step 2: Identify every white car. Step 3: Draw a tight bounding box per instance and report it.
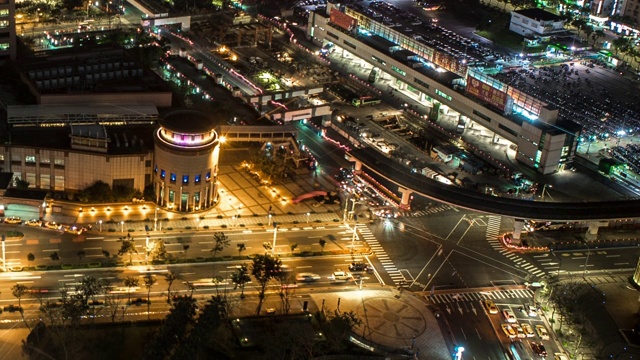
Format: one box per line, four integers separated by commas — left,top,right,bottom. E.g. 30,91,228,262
4,216,21,224
25,219,42,227
330,271,352,282
502,309,517,323
512,324,525,338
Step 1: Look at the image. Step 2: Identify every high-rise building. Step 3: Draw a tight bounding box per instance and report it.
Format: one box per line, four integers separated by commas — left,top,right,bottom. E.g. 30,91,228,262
0,0,15,61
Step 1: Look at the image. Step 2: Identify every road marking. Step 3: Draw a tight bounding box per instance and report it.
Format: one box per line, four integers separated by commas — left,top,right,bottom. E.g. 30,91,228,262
614,262,629,265
26,239,39,245
84,247,102,250
50,239,61,244
606,255,621,258
86,237,104,240
42,249,59,252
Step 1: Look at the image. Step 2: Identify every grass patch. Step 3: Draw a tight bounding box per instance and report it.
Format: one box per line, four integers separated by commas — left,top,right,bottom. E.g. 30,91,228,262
476,30,524,51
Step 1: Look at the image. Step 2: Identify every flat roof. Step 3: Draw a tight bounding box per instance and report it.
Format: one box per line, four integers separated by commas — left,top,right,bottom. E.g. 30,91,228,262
514,9,562,22
8,104,159,118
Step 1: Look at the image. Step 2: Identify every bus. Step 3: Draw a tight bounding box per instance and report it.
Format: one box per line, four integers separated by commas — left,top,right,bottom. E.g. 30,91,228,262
352,96,381,107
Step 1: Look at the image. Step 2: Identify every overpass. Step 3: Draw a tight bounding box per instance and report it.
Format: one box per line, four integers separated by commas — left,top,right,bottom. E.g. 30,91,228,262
346,148,640,241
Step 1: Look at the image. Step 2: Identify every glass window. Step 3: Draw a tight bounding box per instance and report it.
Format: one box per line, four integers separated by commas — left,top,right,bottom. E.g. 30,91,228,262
168,190,175,203
25,156,36,164
154,165,158,173
194,174,201,184
160,170,166,179
145,160,151,167
40,174,50,189
170,173,176,183
54,159,64,166
54,175,65,191
205,171,211,181
182,175,189,184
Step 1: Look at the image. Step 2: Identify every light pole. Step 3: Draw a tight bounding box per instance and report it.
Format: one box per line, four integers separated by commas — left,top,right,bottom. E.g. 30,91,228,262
120,221,124,232
582,240,590,278
145,236,149,262
541,184,553,201
195,217,199,230
272,223,278,255
2,235,5,272
306,212,310,224
154,207,158,231
99,220,102,232
351,215,358,253
268,213,272,226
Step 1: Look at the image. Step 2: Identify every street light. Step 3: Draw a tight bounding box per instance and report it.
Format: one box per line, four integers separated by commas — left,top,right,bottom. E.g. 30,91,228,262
145,236,149,262
582,240,590,278
120,221,125,232
351,215,358,253
306,212,310,224
272,222,278,255
541,184,553,201
99,220,102,232
154,207,158,231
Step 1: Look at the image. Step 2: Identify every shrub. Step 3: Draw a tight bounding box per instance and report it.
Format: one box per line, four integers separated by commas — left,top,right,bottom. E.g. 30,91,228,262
61,264,74,270
166,227,173,230
203,225,210,229
221,224,227,228
185,226,192,230
87,262,102,268
217,215,224,219
108,228,116,232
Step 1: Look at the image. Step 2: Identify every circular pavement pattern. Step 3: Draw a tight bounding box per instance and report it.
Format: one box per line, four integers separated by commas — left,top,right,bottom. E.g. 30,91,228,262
357,297,427,339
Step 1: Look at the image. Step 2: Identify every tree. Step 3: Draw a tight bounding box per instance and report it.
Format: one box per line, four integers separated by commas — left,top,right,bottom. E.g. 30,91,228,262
15,179,30,189
231,264,251,298
251,254,282,315
583,25,594,43
612,36,631,57
27,253,35,262
510,0,534,10
591,29,605,47
12,283,30,330
276,270,296,314
76,276,109,323
62,0,83,11
237,243,246,257
210,232,230,258
164,271,179,304
183,244,190,260
290,242,298,253
143,274,157,319
571,18,587,38
118,233,138,265
141,295,197,360
76,250,85,261
149,239,168,262
50,252,59,261
124,276,139,304
319,239,326,253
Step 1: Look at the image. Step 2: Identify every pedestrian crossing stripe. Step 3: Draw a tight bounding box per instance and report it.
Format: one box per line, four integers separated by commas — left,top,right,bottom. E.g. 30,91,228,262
357,224,405,286
399,204,458,218
427,289,534,304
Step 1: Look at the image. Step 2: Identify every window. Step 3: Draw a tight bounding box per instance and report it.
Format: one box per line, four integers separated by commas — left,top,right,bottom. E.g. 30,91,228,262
343,40,356,49
40,157,50,164
40,174,50,189
205,171,211,182
160,170,166,179
168,190,175,203
54,159,65,166
473,110,491,122
0,21,8,28
195,174,201,184
371,55,386,66
25,156,36,164
194,192,200,205
0,154,4,161
54,175,65,191
182,175,189,184
26,173,36,187
145,160,151,167
0,9,8,16
170,173,176,184
414,78,430,89
154,165,158,173
327,31,339,39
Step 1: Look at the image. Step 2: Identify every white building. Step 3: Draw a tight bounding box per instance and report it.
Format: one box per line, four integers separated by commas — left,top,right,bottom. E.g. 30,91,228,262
509,9,565,37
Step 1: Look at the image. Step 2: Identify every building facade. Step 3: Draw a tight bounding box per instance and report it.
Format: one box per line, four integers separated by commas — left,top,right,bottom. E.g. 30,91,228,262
509,9,566,37
153,110,221,212
0,0,15,61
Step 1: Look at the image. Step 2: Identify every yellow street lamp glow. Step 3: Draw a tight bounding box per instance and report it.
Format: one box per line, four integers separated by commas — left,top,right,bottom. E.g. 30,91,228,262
220,136,226,143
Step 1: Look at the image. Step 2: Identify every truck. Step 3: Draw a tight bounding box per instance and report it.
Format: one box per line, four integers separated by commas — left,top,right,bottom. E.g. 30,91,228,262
352,96,381,107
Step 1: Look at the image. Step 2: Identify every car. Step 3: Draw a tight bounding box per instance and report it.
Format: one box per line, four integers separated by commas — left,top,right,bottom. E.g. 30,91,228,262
364,186,378,198
25,219,42,227
330,271,352,282
535,325,550,340
501,324,516,338
296,273,321,282
3,304,23,313
44,221,62,230
64,225,84,235
502,309,517,323
530,342,547,357
483,300,499,314
349,262,371,273
4,216,21,224
522,323,535,337
130,298,148,306
512,324,525,338
524,304,538,317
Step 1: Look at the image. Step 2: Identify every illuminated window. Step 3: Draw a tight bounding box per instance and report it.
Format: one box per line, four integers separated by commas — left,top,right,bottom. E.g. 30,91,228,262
25,155,36,164
154,165,158,173
160,170,166,179
182,175,189,184
194,174,201,184
170,173,176,184
205,171,211,181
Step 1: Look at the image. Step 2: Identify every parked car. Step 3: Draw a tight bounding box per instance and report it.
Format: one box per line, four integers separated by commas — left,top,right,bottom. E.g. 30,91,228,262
535,325,550,340
521,323,535,337
512,324,525,338
330,271,352,282
530,342,547,357
25,219,42,227
3,304,23,313
501,324,516,338
524,303,538,317
502,309,516,323
4,217,21,224
44,221,62,230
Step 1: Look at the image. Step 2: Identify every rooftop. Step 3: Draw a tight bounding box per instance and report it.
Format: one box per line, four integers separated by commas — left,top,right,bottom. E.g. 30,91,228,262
513,8,563,22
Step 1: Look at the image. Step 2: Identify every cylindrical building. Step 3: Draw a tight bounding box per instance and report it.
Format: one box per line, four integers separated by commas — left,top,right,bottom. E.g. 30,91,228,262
153,110,221,212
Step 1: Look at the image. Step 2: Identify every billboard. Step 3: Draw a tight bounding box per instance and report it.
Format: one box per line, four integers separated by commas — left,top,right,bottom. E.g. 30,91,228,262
330,9,358,31
467,76,508,111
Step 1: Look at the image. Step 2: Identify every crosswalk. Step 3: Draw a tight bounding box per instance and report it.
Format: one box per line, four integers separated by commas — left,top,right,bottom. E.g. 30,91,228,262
485,216,546,278
400,204,459,218
427,289,534,304
357,225,405,285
